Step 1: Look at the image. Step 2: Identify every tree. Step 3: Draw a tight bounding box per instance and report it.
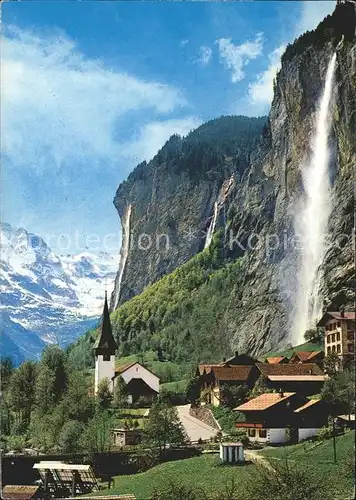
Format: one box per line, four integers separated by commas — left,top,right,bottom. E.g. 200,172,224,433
321,367,355,416
40,345,68,403
8,361,37,432
0,357,14,391
113,376,129,408
80,410,115,453
144,400,187,455
249,375,271,398
323,352,341,377
220,384,249,408
96,378,113,409
186,376,201,404
34,364,56,415
304,327,324,343
61,371,93,422
59,420,84,453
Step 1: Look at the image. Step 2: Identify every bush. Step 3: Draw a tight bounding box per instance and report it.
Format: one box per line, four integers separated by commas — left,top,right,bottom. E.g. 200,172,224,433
151,481,207,500
316,425,334,441
6,434,27,452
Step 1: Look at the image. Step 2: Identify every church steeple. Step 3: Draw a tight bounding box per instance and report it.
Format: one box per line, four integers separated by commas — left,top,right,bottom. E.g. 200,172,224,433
93,291,117,355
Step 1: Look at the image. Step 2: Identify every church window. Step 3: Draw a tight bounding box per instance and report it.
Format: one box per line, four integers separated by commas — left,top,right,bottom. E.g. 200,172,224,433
103,353,110,361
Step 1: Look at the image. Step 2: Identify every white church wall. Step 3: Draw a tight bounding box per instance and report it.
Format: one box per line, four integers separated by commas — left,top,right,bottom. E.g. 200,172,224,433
95,354,116,394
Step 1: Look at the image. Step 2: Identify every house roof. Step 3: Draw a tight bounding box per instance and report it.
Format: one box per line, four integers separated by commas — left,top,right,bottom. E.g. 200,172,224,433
2,486,40,500
294,399,321,413
291,351,324,362
268,375,326,382
115,362,137,374
211,365,254,382
266,356,287,364
235,392,295,411
317,311,355,326
197,364,222,375
93,292,117,353
257,362,324,378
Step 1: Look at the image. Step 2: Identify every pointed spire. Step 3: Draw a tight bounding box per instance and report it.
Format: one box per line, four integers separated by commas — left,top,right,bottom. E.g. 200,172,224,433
93,290,118,354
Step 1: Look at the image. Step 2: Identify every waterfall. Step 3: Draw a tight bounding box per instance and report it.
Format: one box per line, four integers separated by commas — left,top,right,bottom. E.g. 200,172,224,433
114,204,132,310
204,201,219,249
292,53,337,345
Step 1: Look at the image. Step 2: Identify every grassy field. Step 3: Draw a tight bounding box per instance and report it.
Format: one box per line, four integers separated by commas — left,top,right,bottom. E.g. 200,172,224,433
265,340,324,359
97,454,253,499
261,430,355,498
160,379,188,393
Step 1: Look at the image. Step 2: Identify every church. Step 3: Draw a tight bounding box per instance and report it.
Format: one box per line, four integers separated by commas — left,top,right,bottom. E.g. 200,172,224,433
93,292,160,405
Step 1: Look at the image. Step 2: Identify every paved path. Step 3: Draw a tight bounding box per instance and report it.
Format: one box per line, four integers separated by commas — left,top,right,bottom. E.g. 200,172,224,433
176,405,218,442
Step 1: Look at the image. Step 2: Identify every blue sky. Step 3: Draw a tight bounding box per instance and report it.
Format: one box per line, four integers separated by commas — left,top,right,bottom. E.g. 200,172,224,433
1,0,335,254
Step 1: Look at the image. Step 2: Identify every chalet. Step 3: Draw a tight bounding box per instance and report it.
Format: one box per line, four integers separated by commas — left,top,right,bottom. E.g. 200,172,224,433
289,351,324,367
93,293,160,403
235,392,327,444
113,362,159,405
256,363,327,396
221,351,257,366
317,311,355,365
265,356,288,364
201,365,259,406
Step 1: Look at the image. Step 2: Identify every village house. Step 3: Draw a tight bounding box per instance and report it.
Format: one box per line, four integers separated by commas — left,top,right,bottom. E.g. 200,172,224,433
256,363,327,396
289,350,324,367
93,293,160,403
265,356,288,364
317,311,355,365
235,392,328,444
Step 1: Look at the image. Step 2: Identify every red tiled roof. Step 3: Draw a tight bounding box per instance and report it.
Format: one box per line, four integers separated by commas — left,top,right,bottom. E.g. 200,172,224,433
317,311,355,326
257,362,323,378
305,350,324,360
2,486,39,500
292,351,314,362
266,356,287,364
235,392,295,411
294,399,321,413
211,365,254,381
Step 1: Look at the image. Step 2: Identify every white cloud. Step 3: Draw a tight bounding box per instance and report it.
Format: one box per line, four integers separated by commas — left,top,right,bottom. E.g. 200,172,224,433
295,1,335,37
122,117,203,164
248,45,285,113
196,45,212,66
217,33,263,83
180,39,189,48
1,26,196,173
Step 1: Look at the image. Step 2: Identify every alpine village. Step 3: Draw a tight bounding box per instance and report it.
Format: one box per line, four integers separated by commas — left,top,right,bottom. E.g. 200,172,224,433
1,2,355,500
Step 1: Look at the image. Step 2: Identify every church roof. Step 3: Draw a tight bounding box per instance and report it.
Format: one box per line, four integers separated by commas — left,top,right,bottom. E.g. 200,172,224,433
93,292,117,353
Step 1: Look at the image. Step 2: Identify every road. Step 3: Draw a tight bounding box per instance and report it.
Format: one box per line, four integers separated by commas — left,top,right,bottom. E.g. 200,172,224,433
176,404,218,442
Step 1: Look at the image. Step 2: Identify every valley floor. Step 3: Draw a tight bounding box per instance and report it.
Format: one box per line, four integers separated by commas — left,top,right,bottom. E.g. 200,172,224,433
94,431,355,499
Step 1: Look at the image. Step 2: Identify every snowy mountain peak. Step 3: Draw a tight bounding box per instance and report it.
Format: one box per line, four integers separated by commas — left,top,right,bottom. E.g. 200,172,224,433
0,222,118,363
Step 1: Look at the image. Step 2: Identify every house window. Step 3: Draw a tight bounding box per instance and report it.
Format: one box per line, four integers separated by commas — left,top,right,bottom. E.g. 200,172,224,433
259,429,267,439
103,353,110,361
348,344,354,353
336,332,340,342
347,332,354,341
331,334,335,343
337,322,341,328
248,428,256,438
332,345,336,353
327,346,331,354
337,344,341,353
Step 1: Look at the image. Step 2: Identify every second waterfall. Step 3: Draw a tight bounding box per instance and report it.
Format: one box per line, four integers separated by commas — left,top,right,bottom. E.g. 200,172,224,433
292,52,337,345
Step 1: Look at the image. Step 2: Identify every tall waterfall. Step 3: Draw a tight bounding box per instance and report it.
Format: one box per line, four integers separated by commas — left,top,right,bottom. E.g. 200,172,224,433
114,204,132,310
204,201,219,249
292,53,337,345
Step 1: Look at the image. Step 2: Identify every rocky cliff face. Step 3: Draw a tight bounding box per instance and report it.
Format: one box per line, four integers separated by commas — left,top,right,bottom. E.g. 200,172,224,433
111,3,355,357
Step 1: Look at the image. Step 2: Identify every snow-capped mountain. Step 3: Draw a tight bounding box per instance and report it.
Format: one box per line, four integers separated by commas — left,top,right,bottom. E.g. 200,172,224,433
1,222,118,364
